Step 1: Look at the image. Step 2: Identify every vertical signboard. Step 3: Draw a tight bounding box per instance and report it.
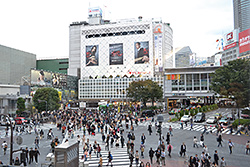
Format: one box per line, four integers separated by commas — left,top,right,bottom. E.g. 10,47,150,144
154,35,159,72
239,28,250,54
158,34,163,72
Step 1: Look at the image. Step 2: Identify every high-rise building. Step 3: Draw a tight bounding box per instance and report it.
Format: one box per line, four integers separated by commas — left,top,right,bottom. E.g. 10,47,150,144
175,46,192,68
233,0,250,32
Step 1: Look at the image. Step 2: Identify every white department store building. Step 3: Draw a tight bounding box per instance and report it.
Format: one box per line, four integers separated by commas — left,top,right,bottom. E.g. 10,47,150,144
68,11,173,101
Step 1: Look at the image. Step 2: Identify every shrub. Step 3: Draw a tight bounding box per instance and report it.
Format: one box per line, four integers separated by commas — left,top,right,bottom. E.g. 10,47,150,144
185,109,189,115
180,110,184,118
169,118,179,122
232,119,250,128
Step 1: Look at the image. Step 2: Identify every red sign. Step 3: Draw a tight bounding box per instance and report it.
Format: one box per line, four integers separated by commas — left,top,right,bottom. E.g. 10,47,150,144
227,32,233,41
239,28,250,54
224,42,237,50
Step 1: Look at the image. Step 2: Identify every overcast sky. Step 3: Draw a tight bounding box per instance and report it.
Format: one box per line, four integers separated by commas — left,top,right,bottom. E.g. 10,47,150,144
0,0,233,59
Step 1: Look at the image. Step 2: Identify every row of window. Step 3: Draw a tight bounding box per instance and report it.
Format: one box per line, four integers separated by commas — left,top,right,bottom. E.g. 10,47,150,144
85,30,146,39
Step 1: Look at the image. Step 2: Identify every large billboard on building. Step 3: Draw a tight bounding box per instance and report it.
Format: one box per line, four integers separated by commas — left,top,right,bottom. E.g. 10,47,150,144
223,29,239,51
109,43,123,65
31,70,68,88
239,28,250,54
134,41,149,64
86,45,99,66
88,7,102,17
31,70,52,86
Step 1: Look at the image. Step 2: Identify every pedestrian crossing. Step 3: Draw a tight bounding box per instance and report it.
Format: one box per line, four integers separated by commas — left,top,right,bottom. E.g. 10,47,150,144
75,130,140,167
0,123,56,138
138,121,232,134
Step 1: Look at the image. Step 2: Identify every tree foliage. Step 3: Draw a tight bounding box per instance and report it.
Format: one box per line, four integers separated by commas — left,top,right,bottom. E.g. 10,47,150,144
17,97,25,114
33,88,60,112
210,59,250,107
126,80,163,106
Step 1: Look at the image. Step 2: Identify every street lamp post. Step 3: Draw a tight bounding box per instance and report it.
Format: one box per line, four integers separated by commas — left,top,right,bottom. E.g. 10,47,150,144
157,114,164,167
0,114,13,165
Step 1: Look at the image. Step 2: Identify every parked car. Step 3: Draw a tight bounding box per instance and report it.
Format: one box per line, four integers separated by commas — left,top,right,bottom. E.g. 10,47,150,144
194,112,206,122
219,117,229,125
206,116,218,124
181,115,192,122
15,117,27,125
141,110,155,117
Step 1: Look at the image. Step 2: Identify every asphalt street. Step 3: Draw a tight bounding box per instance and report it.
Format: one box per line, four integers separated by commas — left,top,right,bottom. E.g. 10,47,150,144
0,108,249,167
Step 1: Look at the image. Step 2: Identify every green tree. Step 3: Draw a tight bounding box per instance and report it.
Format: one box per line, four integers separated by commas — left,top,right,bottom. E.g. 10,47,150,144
17,97,25,114
210,59,250,107
127,80,163,107
33,88,60,112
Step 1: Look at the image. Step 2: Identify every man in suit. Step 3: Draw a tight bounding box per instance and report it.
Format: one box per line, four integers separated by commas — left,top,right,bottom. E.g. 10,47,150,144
180,142,187,157
135,42,149,64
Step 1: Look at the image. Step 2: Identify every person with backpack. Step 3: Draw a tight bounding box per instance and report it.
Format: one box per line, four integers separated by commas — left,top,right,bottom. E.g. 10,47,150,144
106,151,113,167
140,142,145,158
167,143,173,158
131,133,136,141
34,136,40,149
155,148,161,165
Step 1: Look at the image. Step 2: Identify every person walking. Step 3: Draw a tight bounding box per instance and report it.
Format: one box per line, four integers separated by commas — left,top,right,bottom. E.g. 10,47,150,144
169,125,173,136
34,148,40,164
149,147,154,164
228,139,234,154
217,135,223,147
129,150,134,167
2,141,7,155
160,149,166,166
214,150,219,166
34,136,40,149
135,150,140,166
29,148,34,164
180,142,186,157
97,144,101,158
167,143,173,158
155,148,161,165
141,133,146,144
220,157,226,167
98,155,103,167
166,132,170,144
140,142,145,158
121,135,125,148
246,141,250,154
106,151,113,167
193,136,199,148
148,124,152,135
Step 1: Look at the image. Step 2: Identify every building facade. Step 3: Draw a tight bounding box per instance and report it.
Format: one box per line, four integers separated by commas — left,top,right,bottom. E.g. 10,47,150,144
233,0,250,32
37,58,69,74
164,67,219,108
175,46,192,68
79,77,163,101
0,44,36,85
68,14,173,102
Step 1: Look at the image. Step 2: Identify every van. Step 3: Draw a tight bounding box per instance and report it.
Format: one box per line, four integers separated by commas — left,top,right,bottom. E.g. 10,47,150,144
141,110,155,117
15,117,27,125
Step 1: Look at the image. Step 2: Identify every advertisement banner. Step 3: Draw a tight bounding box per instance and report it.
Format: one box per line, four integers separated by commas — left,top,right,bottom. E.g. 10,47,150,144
30,70,52,86
224,42,237,50
158,35,163,71
134,41,149,64
154,35,159,72
109,43,123,65
86,45,99,66
239,28,250,54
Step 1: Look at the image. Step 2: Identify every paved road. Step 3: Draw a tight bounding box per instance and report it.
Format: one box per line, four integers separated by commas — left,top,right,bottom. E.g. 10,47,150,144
0,108,249,167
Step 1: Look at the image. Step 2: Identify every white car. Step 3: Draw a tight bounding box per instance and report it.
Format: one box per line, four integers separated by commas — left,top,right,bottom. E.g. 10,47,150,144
206,116,218,124
181,115,192,122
